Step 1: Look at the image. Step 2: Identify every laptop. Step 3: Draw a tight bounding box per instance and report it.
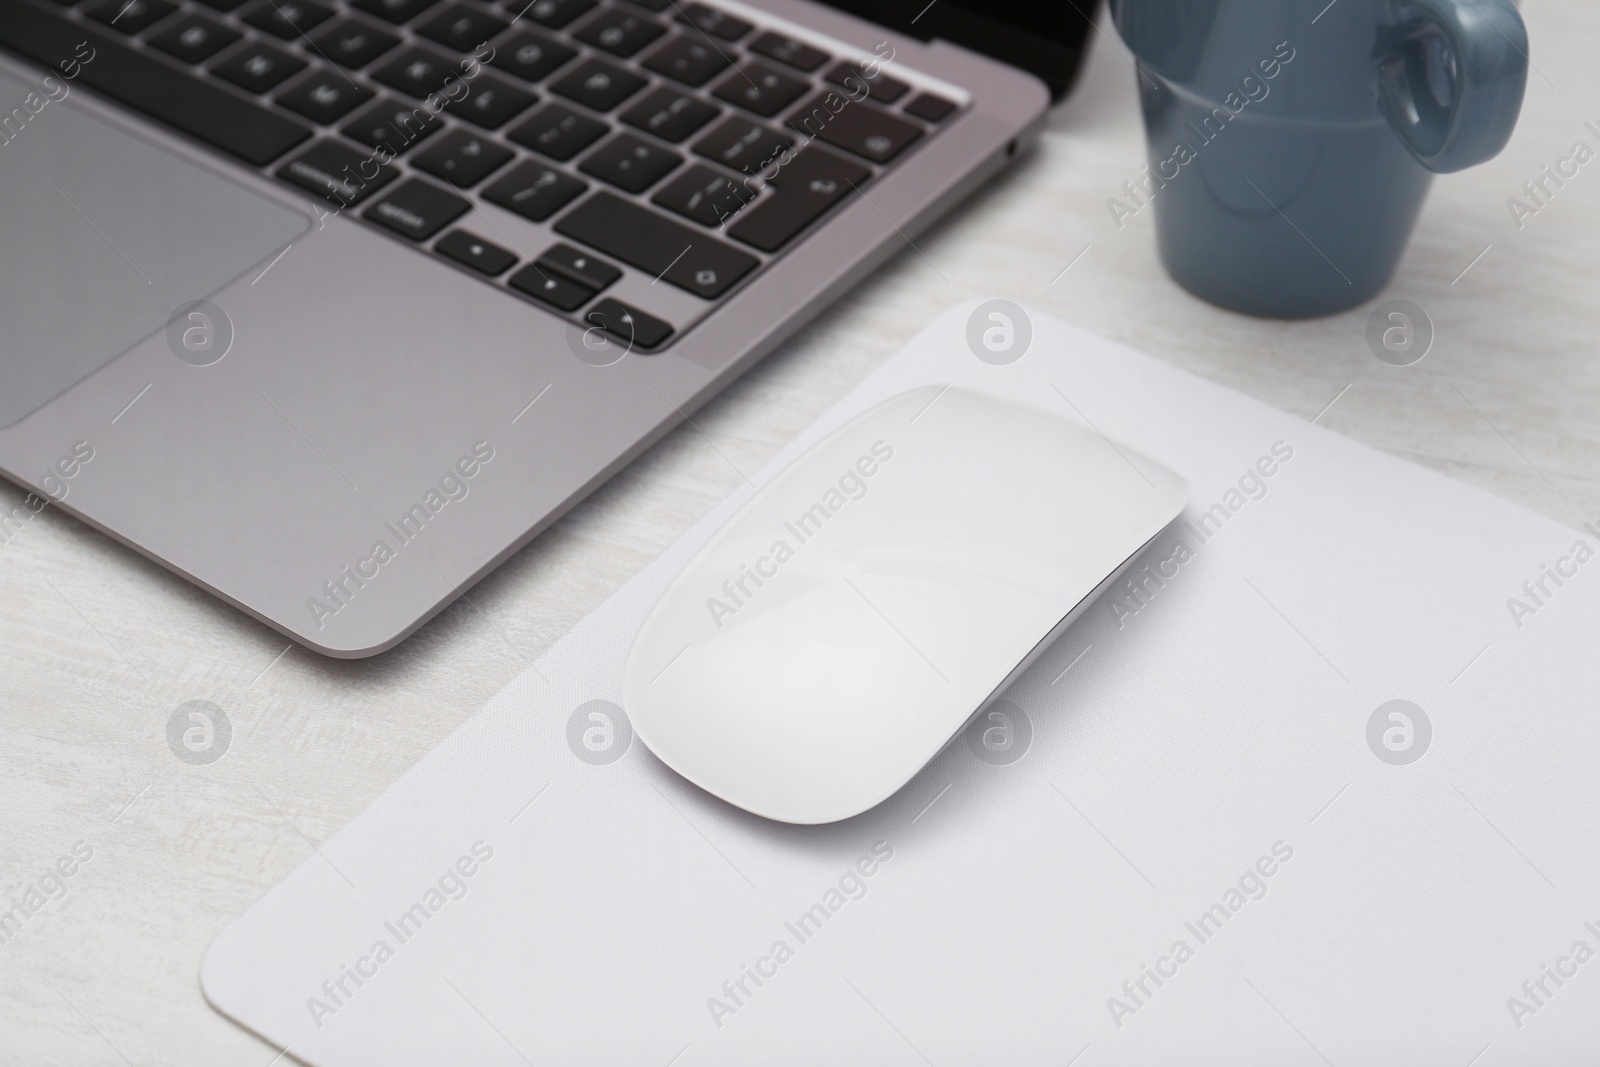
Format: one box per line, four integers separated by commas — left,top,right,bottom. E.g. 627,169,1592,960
0,0,1091,656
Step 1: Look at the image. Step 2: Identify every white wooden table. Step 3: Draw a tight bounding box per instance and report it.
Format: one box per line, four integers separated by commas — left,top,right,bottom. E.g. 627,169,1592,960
4,4,1597,1062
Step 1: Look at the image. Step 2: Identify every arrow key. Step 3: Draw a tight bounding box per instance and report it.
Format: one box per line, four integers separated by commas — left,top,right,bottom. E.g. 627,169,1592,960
509,264,595,311
584,298,673,349
535,242,621,291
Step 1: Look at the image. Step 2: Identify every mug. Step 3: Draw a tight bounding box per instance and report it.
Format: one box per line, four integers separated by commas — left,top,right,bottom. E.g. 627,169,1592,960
1110,0,1528,318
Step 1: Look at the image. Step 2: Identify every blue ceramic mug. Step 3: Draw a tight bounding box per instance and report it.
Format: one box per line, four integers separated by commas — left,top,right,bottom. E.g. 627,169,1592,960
1110,0,1528,318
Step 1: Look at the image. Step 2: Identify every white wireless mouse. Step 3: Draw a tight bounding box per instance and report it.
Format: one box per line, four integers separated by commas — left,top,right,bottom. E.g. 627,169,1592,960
623,385,1188,824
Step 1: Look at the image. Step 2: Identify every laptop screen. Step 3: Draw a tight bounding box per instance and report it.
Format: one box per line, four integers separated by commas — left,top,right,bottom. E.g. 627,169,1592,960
821,0,1098,100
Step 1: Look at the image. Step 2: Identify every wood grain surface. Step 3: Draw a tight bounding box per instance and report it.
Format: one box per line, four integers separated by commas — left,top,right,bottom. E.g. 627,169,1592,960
3,4,1597,1063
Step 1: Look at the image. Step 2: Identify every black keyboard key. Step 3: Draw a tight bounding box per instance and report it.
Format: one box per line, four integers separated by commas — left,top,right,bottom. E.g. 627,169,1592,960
904,92,956,123
350,0,439,23
711,62,808,117
364,178,470,239
241,0,333,39
506,102,606,160
787,93,921,163
0,0,310,164
276,71,374,123
747,31,826,72
373,46,460,99
84,0,175,33
584,298,671,348
509,264,593,310
483,161,587,220
535,243,620,290
448,72,535,128
340,96,442,152
278,139,395,204
640,34,729,87
413,128,514,185
549,57,646,111
555,192,756,298
727,145,866,251
311,17,399,68
436,230,518,275
824,60,908,104
212,42,307,94
147,14,239,63
493,30,575,82
194,0,246,10
620,0,667,10
416,4,508,51
619,87,718,142
652,164,753,226
691,116,791,175
675,3,750,40
572,7,664,57
580,132,681,192
510,0,594,29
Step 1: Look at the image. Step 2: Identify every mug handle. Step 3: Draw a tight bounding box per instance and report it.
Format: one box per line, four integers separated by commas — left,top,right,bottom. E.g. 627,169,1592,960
1375,0,1529,173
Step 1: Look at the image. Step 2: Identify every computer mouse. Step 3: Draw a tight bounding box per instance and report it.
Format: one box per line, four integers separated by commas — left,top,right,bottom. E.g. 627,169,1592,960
622,385,1188,824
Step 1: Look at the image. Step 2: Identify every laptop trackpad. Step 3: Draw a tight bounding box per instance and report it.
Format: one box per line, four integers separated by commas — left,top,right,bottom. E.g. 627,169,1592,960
0,67,308,429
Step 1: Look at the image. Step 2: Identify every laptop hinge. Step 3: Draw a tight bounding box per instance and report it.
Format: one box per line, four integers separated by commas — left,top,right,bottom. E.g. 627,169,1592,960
817,0,1098,101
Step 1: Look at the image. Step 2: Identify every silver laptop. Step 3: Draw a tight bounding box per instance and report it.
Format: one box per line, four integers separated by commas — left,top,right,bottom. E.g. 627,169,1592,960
0,0,1088,656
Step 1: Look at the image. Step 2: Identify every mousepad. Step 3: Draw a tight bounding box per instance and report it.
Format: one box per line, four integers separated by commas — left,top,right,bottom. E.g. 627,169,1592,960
203,300,1600,1065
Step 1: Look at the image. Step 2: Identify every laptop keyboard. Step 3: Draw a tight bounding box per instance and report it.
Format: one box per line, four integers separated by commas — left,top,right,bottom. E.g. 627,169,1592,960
0,0,961,350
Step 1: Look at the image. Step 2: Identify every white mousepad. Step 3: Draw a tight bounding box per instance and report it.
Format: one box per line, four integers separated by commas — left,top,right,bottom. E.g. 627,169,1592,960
203,301,1600,1066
